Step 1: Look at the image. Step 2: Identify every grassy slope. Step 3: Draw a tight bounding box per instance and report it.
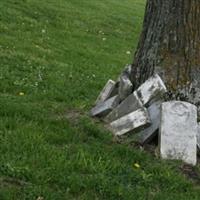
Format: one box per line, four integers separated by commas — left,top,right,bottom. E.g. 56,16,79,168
1,0,200,199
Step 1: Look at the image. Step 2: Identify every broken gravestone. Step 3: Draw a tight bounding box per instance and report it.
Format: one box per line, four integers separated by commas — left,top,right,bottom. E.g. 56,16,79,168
105,74,167,123
136,74,167,106
104,91,143,123
110,108,150,136
119,65,133,101
91,95,120,117
95,79,118,105
119,76,133,101
136,100,162,145
159,101,197,166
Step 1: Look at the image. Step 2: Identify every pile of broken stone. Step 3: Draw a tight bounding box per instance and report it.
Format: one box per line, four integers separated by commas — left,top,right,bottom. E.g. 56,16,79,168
90,65,200,166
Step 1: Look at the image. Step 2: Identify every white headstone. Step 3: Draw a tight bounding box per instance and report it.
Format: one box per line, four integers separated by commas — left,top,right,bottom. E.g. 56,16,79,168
136,74,167,105
110,108,150,136
95,80,117,105
159,101,197,166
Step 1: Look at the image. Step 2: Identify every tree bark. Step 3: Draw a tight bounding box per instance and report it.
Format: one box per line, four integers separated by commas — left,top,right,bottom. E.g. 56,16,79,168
131,0,200,95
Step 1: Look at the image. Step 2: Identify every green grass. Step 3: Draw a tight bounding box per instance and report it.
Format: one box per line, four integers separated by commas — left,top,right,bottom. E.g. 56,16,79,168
1,0,200,199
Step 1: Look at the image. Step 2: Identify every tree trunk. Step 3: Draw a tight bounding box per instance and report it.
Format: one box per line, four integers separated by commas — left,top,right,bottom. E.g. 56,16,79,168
131,0,200,95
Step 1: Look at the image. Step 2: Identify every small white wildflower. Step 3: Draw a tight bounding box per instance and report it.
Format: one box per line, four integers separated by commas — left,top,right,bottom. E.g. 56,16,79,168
99,30,104,35
126,51,131,55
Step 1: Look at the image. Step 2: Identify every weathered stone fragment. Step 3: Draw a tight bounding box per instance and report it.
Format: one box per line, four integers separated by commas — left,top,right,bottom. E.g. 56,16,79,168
189,88,200,104
110,108,150,136
119,64,132,80
159,101,197,166
119,76,133,101
136,74,167,106
118,65,133,101
191,68,200,89
95,80,117,105
104,91,143,123
91,95,120,117
137,101,162,144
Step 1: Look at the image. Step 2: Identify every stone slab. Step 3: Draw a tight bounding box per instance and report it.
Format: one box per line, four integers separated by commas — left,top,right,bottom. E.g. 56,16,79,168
91,95,120,117
191,67,200,89
159,101,197,166
119,75,133,101
137,101,162,144
136,74,167,106
104,91,143,123
95,80,117,105
110,108,150,136
118,64,132,82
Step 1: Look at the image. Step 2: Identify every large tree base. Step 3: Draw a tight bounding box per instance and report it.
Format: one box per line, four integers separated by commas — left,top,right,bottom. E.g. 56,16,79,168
130,0,200,95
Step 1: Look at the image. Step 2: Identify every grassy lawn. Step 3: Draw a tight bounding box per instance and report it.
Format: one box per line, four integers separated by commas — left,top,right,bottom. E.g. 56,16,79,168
1,0,200,199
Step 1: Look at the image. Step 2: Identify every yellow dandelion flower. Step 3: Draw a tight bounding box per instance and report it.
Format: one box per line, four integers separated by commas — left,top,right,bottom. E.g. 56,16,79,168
133,163,140,169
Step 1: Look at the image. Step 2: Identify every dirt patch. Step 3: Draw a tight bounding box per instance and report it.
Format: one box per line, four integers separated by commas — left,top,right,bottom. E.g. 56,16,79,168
179,164,200,184
0,177,30,188
52,109,85,123
65,109,85,125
